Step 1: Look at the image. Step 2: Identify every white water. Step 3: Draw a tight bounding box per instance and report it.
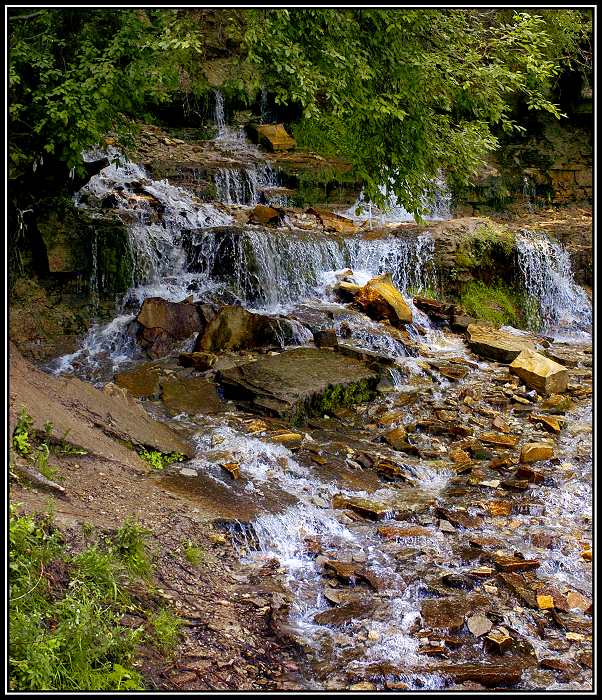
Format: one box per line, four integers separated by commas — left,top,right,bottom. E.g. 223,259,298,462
344,176,451,226
516,230,592,338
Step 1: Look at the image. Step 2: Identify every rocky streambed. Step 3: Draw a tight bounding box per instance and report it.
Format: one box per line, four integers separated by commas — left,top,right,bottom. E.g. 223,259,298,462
16,101,592,691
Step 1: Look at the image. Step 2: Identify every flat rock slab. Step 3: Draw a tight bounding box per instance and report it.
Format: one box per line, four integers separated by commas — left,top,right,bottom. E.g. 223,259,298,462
161,376,226,416
467,325,535,363
218,348,378,423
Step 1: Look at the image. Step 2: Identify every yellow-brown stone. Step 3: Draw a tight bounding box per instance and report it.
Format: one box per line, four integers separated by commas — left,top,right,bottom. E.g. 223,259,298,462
510,349,569,395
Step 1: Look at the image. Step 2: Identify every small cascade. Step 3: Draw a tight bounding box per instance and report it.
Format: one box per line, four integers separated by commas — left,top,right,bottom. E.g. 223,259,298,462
214,162,286,206
344,176,451,225
187,228,436,310
516,230,592,337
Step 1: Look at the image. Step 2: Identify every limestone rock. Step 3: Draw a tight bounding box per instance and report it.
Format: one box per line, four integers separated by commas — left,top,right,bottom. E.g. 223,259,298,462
178,351,217,371
136,297,204,358
218,347,378,422
384,426,408,450
520,442,554,464
334,280,362,301
509,349,569,395
332,494,390,520
466,325,535,363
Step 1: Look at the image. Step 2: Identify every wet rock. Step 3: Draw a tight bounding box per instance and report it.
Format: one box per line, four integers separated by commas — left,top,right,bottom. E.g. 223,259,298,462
436,507,483,529
467,613,493,637
440,573,476,591
270,432,303,446
450,313,476,332
314,601,374,626
375,461,408,480
413,297,453,321
566,591,591,612
484,627,513,654
355,273,413,326
313,329,338,348
383,426,408,450
323,560,357,581
494,555,540,573
487,500,513,517
160,376,225,416
421,593,489,631
248,204,281,225
334,281,362,301
115,362,163,398
178,351,217,371
536,595,555,610
540,658,581,680
514,465,544,484
136,297,203,357
218,348,378,423
377,524,431,539
520,442,554,464
221,462,240,480
197,305,299,353
332,494,390,520
466,325,535,363
509,349,569,395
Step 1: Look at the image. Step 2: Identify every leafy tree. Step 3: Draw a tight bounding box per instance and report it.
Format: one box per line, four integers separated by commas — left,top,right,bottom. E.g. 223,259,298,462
244,8,592,216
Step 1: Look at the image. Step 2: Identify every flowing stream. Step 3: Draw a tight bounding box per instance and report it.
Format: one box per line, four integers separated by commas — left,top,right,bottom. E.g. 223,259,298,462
50,92,592,690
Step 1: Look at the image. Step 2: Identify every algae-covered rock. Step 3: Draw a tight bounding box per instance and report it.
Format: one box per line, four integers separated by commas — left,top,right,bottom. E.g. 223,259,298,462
355,273,413,326
509,349,569,395
218,347,378,423
197,305,299,353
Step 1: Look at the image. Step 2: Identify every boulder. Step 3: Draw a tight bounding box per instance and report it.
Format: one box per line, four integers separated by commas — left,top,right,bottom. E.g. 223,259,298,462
178,351,217,371
466,325,535,363
248,204,281,225
355,273,413,326
413,297,453,321
306,208,357,235
218,347,378,423
196,306,298,353
509,349,569,395
136,297,204,358
334,280,362,301
313,328,338,348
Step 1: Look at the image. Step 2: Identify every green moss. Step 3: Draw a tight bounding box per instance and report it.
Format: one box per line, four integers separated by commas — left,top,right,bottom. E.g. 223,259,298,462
455,221,516,270
138,449,185,471
292,378,375,426
458,281,525,327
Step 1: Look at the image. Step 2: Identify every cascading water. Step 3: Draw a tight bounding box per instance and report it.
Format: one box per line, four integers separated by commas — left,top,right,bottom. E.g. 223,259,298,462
214,162,286,206
516,230,592,338
344,176,451,226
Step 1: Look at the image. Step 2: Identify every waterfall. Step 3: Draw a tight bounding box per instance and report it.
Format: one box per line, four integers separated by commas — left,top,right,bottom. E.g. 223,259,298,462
187,228,436,310
214,162,286,206
516,230,591,337
344,175,451,225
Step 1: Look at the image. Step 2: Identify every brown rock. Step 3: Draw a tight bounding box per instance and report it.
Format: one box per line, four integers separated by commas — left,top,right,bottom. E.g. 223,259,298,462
222,462,240,479
479,432,519,447
355,273,413,326
178,351,217,371
115,362,162,398
484,627,513,653
137,297,202,340
314,600,373,626
384,426,408,449
487,501,512,517
421,593,489,631
334,280,362,300
306,207,357,235
520,442,554,464
197,306,297,353
313,328,338,348
248,204,281,225
436,507,483,529
514,465,544,483
494,555,540,572
323,560,357,581
566,591,591,612
467,613,493,637
529,414,562,434
377,524,431,539
332,494,390,520
436,660,527,687
253,123,296,151
509,349,569,395
413,297,452,321
466,325,535,363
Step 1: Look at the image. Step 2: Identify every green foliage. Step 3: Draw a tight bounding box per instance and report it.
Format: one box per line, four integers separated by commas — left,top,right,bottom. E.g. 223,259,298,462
183,540,205,567
8,505,145,691
111,519,153,579
244,8,591,216
148,609,184,654
456,222,516,269
138,449,185,471
13,407,34,455
458,281,524,327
